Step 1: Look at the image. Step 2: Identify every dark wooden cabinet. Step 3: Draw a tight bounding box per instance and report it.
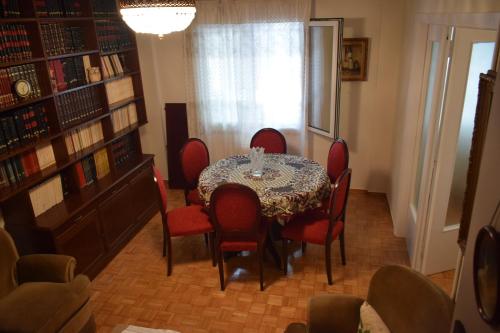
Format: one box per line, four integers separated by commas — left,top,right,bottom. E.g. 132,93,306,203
99,184,135,250
56,208,105,276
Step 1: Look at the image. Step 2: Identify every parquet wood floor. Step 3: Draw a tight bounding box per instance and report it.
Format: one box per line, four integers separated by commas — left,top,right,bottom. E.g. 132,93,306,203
89,189,448,333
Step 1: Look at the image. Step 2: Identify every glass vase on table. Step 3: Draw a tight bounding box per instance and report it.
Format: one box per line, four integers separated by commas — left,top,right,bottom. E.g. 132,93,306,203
250,147,265,177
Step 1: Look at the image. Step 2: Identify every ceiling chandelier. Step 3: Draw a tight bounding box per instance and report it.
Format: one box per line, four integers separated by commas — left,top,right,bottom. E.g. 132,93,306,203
120,0,196,38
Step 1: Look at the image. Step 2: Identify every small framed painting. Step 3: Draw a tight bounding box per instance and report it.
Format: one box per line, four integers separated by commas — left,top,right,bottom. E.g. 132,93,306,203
342,38,368,81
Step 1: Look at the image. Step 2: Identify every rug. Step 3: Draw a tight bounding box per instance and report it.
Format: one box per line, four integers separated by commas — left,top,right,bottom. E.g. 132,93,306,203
113,325,180,333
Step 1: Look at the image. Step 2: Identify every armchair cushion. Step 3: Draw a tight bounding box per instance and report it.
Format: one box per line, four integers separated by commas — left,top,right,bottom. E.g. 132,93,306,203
17,254,76,284
359,301,390,333
0,274,91,333
308,294,363,333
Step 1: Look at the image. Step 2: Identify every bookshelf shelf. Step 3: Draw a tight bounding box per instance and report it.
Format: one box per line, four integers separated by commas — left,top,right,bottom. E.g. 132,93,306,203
103,71,140,84
46,50,99,61
1,0,157,278
100,47,136,56
108,96,143,112
0,95,53,114
53,80,103,96
0,57,46,69
39,17,94,22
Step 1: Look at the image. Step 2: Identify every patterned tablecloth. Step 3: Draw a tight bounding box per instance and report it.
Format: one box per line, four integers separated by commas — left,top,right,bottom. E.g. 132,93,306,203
198,154,331,218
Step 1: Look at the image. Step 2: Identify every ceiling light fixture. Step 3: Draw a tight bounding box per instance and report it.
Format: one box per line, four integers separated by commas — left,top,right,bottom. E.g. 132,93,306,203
120,0,196,38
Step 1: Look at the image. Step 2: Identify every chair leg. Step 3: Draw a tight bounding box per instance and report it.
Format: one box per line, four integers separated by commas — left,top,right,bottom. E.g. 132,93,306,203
166,237,173,276
258,245,264,291
204,233,209,248
218,249,225,291
340,231,346,265
325,243,333,285
162,224,167,257
282,239,288,275
302,242,307,254
209,232,216,267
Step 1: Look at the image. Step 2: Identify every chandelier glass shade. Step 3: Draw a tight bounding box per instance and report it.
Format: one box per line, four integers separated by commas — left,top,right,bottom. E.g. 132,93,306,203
120,0,196,37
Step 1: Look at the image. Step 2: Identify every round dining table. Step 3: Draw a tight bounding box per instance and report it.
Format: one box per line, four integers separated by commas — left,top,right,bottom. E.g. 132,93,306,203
198,153,331,219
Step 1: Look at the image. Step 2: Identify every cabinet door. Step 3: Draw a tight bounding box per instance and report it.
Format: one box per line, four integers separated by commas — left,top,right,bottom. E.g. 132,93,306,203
56,209,105,275
98,184,134,250
130,166,159,223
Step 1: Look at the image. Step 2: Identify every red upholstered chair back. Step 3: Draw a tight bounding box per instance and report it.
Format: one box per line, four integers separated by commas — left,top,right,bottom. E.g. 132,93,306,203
328,168,351,222
250,128,287,154
180,138,210,187
153,166,168,212
209,183,262,242
327,138,349,184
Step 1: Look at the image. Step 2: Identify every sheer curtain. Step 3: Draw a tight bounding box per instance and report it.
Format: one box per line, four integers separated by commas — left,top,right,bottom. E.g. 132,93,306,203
185,0,311,161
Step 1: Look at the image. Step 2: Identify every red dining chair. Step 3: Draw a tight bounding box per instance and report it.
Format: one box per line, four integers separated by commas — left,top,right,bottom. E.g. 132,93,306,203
327,138,349,184
180,138,210,206
281,169,351,285
250,128,287,154
209,183,268,291
153,167,215,276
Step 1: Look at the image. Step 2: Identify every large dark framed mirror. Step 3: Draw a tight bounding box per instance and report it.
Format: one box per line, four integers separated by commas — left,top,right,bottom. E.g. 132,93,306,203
473,203,500,326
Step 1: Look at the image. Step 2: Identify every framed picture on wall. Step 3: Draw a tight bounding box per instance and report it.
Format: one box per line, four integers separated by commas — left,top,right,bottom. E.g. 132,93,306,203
342,38,368,81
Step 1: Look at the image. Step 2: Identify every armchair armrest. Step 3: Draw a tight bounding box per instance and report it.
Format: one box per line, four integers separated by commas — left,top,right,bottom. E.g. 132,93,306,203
308,294,364,333
16,254,76,284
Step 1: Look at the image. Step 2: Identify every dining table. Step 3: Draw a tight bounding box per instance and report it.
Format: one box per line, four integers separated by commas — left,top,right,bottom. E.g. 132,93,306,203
198,153,331,266
198,153,331,218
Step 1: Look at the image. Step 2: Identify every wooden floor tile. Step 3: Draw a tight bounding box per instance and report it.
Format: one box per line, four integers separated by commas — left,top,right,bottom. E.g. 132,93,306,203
90,189,452,332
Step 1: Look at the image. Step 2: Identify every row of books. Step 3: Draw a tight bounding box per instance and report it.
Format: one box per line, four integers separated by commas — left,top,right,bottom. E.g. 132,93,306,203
96,21,133,53
74,148,109,188
105,76,134,105
111,103,137,133
0,64,42,108
112,134,136,168
101,54,127,79
29,174,63,217
0,143,56,188
35,0,82,17
49,55,90,92
41,23,84,57
0,24,32,63
55,85,103,129
0,103,49,152
91,0,116,17
64,120,103,155
0,0,20,17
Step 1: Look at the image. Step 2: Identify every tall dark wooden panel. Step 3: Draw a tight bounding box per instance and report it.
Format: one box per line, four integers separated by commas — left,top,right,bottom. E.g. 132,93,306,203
165,103,188,189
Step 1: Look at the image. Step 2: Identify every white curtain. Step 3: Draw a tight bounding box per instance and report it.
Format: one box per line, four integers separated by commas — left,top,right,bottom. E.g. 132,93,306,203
185,0,311,161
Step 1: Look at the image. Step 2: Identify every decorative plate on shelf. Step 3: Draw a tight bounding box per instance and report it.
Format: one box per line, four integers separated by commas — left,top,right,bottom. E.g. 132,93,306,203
14,79,32,98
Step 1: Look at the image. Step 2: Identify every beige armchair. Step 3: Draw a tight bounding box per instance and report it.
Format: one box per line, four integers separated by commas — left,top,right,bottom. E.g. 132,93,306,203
286,265,454,333
0,228,95,333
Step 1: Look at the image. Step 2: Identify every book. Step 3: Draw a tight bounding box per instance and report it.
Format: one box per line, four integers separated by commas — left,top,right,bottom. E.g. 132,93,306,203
0,23,32,62
35,142,56,170
0,0,21,17
41,23,84,56
56,86,103,129
95,21,132,53
64,120,103,155
93,148,109,179
105,76,134,105
0,104,50,149
111,102,138,133
29,174,63,217
112,134,137,168
91,0,117,17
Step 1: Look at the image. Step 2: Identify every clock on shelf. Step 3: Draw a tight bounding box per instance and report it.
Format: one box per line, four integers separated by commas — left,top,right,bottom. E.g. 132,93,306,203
14,79,32,98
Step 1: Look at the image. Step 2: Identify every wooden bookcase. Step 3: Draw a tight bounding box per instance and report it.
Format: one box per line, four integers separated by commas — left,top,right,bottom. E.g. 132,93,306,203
0,0,159,278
